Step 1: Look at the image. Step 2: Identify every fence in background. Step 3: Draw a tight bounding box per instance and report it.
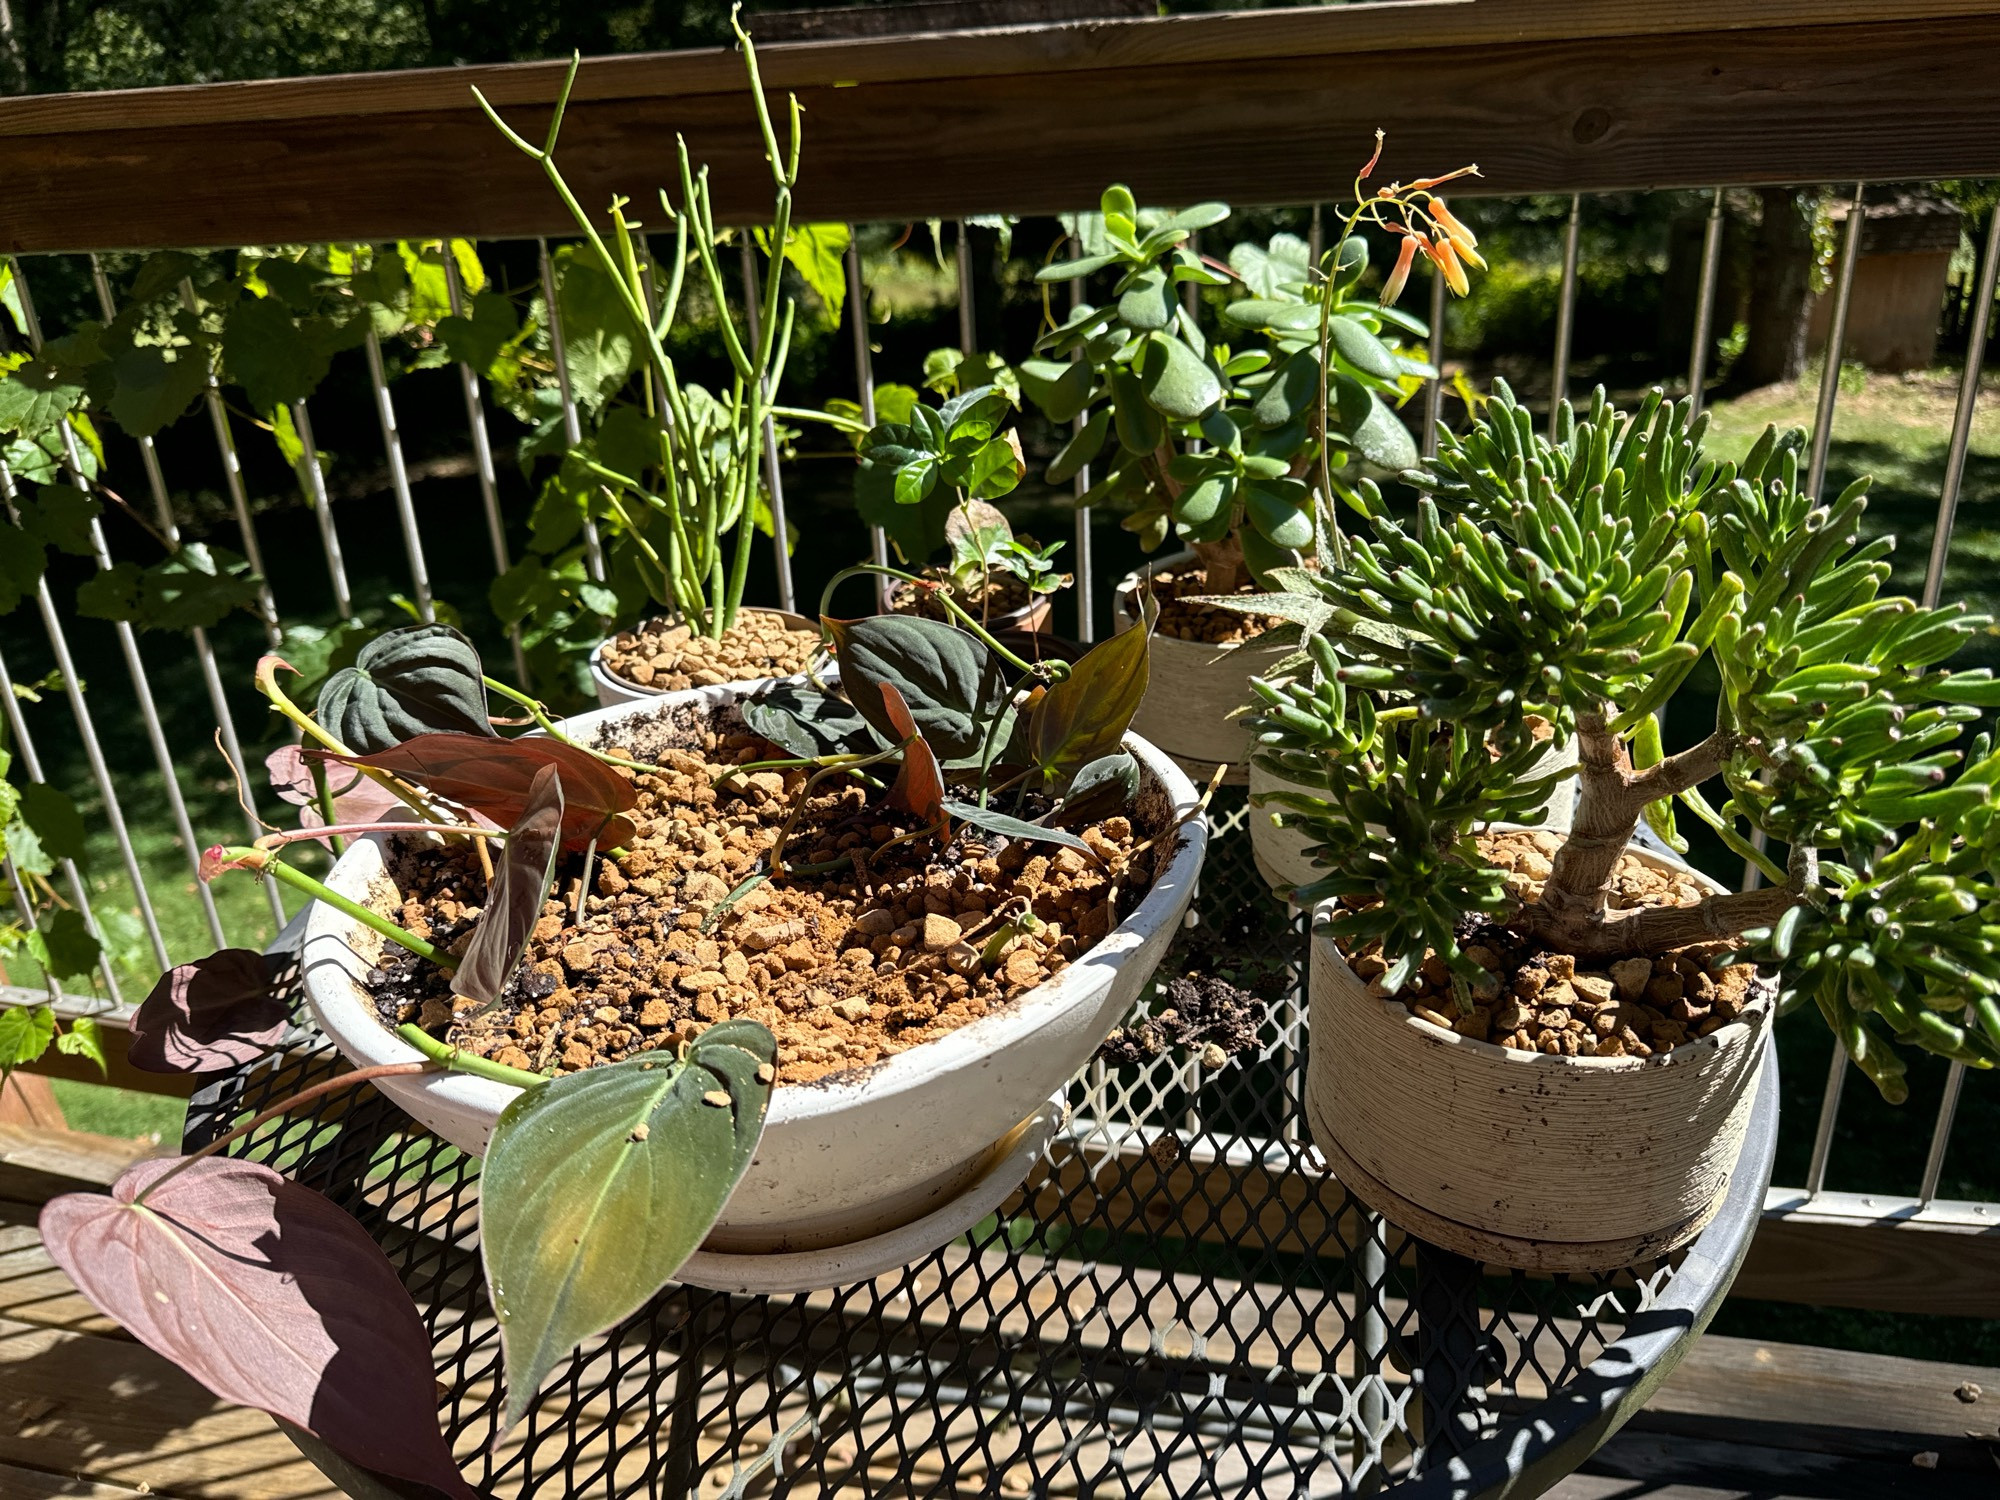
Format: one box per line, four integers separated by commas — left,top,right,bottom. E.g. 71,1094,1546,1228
2,0,2000,1315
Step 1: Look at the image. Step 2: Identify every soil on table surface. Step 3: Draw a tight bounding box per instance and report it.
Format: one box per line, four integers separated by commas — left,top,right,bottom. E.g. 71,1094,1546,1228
1133,568,1278,645
365,714,1163,1087
601,612,819,692
891,575,1039,626
1340,829,1759,1058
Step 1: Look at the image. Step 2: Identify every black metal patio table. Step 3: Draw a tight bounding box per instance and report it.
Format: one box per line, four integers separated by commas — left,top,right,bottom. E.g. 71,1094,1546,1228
186,791,1778,1499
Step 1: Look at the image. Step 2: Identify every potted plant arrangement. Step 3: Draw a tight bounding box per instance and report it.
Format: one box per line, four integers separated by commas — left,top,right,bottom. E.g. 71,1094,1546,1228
853,381,1071,635
1246,378,2000,1270
477,18,832,709
37,556,1202,1489
1018,145,1475,777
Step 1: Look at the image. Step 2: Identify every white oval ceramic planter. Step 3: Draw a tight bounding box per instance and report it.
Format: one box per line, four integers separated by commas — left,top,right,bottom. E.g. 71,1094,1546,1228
1112,550,1288,783
1248,730,1581,896
1304,843,1772,1272
301,685,1206,1266
591,608,824,708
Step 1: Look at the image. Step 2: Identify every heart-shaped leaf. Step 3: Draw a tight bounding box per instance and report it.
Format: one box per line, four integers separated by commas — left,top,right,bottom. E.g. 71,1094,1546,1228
1052,750,1142,828
129,949,293,1073
312,733,636,851
941,800,1091,857
316,625,495,756
741,682,879,759
1027,622,1150,780
41,1158,476,1498
880,682,947,827
453,765,564,1012
823,614,1012,769
480,1021,776,1429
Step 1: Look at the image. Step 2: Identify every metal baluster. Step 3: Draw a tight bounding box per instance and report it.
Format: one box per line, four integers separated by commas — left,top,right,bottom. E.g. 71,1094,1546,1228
290,401,353,619
1807,183,1867,502
7,262,206,960
956,221,976,358
1914,201,2000,1207
442,253,530,686
1803,1042,1847,1200
1686,188,1726,417
1070,264,1095,645
181,279,281,646
738,241,796,615
845,231,892,613
3,854,59,999
538,238,605,583
1309,203,1324,264
362,326,433,622
91,258,284,930
1421,266,1447,458
1182,229,1201,319
0,646,123,1001
1548,195,1582,438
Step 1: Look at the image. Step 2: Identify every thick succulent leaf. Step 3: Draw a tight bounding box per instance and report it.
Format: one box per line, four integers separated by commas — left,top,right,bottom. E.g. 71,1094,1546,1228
941,800,1091,856
1016,358,1093,425
1109,369,1166,454
1333,375,1418,472
1053,750,1142,828
480,1022,775,1429
313,734,636,850
1220,298,1320,333
41,1158,477,1498
879,682,948,826
1239,524,1303,587
316,625,494,756
1326,314,1401,382
1027,623,1150,778
453,765,564,1011
1251,349,1320,430
1035,251,1122,283
1046,406,1111,486
129,948,294,1073
1117,265,1176,331
822,614,1012,769
1137,333,1222,420
741,682,879,758
1244,479,1315,549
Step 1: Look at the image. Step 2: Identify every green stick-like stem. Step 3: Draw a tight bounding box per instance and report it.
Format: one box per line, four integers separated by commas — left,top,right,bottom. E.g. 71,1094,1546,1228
224,851,457,970
396,1023,549,1089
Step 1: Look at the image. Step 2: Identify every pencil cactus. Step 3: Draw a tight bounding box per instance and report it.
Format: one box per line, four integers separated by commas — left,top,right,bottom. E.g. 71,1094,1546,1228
1246,380,2000,1101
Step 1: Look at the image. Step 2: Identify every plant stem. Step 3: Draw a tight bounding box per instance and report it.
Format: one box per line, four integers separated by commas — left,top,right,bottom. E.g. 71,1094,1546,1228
396,1023,549,1089
135,1061,437,1204
820,564,1068,680
481,677,683,778
243,853,457,970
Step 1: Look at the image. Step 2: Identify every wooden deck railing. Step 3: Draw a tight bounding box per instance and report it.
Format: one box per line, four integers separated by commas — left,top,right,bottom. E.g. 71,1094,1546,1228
2,0,1998,1320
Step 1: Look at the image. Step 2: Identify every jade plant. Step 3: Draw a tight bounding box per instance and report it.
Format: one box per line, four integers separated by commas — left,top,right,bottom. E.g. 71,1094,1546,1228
1246,379,2000,1100
1020,140,1481,593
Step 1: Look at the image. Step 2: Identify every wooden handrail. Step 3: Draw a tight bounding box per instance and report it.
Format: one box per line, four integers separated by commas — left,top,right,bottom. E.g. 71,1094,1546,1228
3,1,2000,252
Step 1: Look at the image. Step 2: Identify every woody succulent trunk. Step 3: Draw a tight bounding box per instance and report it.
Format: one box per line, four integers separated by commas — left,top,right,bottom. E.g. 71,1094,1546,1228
1248,380,2000,1102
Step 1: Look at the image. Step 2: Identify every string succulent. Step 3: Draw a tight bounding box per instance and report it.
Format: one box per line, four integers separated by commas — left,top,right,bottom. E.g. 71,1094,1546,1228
1243,379,2000,1101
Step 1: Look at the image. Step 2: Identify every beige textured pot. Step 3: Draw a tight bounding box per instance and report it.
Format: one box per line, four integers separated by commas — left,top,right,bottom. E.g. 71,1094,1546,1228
1305,845,1772,1271
1112,551,1287,784
592,608,822,708
1249,728,1581,895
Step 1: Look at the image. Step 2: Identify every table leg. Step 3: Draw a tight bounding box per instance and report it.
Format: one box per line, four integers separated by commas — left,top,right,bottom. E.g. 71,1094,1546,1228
1413,1242,1485,1472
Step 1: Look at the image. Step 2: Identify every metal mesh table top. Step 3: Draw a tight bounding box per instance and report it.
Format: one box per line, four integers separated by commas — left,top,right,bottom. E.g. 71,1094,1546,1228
186,791,1777,1499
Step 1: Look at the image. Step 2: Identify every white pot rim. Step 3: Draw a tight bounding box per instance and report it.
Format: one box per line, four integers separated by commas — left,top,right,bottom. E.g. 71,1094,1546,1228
1308,841,1773,1075
1112,550,1290,661
303,683,1205,1134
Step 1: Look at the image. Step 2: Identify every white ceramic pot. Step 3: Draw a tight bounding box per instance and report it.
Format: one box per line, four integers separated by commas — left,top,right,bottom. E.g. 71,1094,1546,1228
1112,551,1288,784
1248,730,1581,896
1304,843,1772,1272
590,608,824,708
301,686,1206,1258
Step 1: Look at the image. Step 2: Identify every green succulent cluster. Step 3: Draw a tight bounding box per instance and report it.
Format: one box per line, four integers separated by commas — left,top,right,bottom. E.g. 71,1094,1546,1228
1244,380,2000,1099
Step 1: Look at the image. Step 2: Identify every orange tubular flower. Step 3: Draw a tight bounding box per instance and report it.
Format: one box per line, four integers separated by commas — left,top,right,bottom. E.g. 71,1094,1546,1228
1358,128,1385,181
1381,232,1421,307
1427,199,1487,270
1431,233,1470,296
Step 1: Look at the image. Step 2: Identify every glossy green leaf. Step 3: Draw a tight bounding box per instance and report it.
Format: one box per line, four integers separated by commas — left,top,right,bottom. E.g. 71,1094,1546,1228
1016,359,1093,425
1156,203,1230,235
1244,479,1315,549
0,1004,55,1068
1036,252,1121,284
1110,370,1166,455
1220,299,1320,333
317,624,495,756
824,614,1012,768
1327,314,1401,382
1046,407,1111,485
1251,349,1320,430
1117,266,1175,331
453,764,564,1012
742,682,878,758
1027,622,1149,778
479,1020,777,1428
1137,333,1222,420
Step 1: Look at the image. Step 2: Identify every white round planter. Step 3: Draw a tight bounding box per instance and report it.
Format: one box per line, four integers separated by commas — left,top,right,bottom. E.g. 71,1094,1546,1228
1248,729,1580,896
591,608,824,708
301,686,1206,1263
1304,843,1772,1272
1112,550,1288,784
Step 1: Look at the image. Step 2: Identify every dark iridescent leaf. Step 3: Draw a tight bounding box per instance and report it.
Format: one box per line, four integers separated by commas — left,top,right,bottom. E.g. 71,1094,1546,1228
316,624,495,756
1028,624,1150,779
940,800,1091,856
741,682,879,759
823,614,1012,770
453,764,564,1012
129,948,292,1073
1052,750,1141,828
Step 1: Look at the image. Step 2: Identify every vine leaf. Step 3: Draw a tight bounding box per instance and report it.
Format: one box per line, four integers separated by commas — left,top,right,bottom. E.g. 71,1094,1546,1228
823,613,1012,769
453,766,564,1011
0,1005,55,1069
1027,622,1150,780
40,1158,479,1498
129,948,292,1074
879,682,946,827
313,733,636,851
316,624,496,756
480,1021,776,1430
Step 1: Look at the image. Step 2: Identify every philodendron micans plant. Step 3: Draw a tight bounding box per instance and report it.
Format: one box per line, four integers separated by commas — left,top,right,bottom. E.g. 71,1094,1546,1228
1019,137,1483,594
1244,378,2000,1102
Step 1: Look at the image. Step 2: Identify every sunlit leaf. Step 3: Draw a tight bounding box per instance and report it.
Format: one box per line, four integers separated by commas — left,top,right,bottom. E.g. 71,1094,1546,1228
454,765,564,1011
55,1015,107,1075
741,682,878,759
41,1158,477,1497
941,800,1090,855
317,624,495,756
481,1021,775,1429
880,683,946,826
1028,624,1150,779
824,614,1012,769
0,1004,55,1068
130,949,292,1073
0,359,86,439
